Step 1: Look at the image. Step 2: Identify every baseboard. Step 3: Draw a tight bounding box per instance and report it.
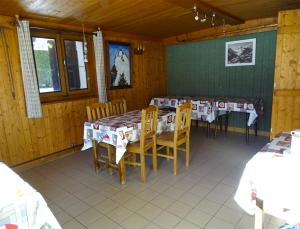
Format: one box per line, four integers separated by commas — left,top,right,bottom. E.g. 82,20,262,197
12,145,83,173
192,120,270,137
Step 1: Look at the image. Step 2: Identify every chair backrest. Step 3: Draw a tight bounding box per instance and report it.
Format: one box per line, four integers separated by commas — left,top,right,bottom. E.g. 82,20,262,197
108,99,127,116
174,103,192,141
86,103,110,121
140,105,158,147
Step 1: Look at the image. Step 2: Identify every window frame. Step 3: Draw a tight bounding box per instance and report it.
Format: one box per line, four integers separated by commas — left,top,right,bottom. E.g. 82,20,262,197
31,29,97,103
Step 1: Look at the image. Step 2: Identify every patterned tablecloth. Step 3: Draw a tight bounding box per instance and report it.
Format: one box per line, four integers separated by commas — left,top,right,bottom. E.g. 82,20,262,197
0,162,61,229
82,110,175,163
150,96,263,126
234,132,300,224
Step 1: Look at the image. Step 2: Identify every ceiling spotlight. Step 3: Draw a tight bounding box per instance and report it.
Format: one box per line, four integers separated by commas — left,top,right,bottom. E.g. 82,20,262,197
194,11,199,21
211,13,216,26
192,4,197,13
200,14,207,23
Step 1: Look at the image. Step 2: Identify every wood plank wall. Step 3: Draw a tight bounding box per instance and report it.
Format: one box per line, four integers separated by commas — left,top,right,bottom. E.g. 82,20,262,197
270,9,300,138
0,16,166,166
104,31,167,111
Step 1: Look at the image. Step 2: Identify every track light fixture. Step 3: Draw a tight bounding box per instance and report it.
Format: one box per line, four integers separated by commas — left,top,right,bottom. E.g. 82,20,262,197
192,2,223,27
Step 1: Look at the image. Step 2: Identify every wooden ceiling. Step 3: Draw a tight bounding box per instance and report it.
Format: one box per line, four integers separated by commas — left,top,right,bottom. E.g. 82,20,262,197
1,0,300,38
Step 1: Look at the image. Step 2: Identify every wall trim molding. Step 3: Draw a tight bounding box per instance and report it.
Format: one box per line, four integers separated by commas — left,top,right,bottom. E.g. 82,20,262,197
12,145,84,173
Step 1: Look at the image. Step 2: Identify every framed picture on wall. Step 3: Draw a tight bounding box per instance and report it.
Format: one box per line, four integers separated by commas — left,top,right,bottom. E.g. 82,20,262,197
106,41,132,89
225,38,256,67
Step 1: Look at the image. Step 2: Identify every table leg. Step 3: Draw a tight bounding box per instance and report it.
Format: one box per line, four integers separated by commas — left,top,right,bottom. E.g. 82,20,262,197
118,156,126,185
255,198,264,229
225,112,229,133
246,113,250,144
207,122,210,137
255,118,258,137
219,115,223,131
92,140,100,174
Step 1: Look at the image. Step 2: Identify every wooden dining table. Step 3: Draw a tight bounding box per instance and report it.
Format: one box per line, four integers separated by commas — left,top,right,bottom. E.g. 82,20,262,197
82,109,176,184
150,96,264,142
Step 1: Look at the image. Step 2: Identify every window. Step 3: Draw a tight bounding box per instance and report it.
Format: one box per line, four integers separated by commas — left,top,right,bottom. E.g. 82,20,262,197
31,29,97,102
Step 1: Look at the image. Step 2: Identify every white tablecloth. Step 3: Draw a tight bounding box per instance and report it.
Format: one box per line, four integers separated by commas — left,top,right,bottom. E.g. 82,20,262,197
0,162,61,229
150,96,260,126
234,133,300,224
82,110,175,163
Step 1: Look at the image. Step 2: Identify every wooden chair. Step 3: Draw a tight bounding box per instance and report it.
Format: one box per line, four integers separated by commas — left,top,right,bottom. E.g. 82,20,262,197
156,103,192,175
108,98,127,115
125,105,158,182
86,103,114,174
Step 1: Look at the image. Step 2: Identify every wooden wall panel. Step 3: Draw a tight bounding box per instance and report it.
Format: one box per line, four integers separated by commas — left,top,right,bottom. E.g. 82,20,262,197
104,31,167,111
0,16,166,166
270,9,300,138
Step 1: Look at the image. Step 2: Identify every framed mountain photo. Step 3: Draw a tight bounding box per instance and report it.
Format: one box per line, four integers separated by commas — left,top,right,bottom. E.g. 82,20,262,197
225,38,256,67
106,41,132,89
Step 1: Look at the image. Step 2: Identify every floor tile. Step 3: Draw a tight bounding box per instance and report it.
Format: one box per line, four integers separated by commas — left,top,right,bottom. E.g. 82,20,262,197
76,208,104,226
136,189,159,201
87,216,117,229
122,196,147,212
196,198,222,215
150,194,175,209
138,203,162,221
82,191,107,206
63,219,86,229
205,217,234,229
215,206,243,225
185,208,213,227
167,201,192,218
121,213,150,229
174,220,201,229
110,190,134,205
94,198,118,214
154,211,181,229
64,200,90,217
107,206,133,224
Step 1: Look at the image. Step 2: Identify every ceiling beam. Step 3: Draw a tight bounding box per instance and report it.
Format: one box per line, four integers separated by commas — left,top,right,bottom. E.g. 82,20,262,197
165,0,244,25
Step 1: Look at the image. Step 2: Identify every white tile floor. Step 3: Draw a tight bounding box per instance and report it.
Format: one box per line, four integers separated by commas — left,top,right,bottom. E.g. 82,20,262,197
19,127,288,229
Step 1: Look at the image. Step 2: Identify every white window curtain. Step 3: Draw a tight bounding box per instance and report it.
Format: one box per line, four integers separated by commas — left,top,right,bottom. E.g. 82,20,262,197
93,30,107,102
17,20,42,118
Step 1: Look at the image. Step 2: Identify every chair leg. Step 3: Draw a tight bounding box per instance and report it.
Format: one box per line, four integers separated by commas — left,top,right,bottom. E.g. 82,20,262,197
131,154,137,166
173,146,178,175
92,140,100,174
166,147,170,160
186,139,190,167
107,146,113,175
140,152,146,182
152,144,157,172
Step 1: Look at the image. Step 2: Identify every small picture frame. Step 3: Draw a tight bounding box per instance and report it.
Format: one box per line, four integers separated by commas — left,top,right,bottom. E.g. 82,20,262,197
106,41,132,89
225,38,256,67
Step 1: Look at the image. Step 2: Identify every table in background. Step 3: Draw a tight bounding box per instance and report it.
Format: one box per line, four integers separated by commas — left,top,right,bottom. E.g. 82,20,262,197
0,162,61,229
82,109,175,183
150,96,263,142
234,132,300,228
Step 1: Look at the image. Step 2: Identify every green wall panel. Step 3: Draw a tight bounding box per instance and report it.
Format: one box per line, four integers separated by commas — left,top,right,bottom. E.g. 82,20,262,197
167,31,276,131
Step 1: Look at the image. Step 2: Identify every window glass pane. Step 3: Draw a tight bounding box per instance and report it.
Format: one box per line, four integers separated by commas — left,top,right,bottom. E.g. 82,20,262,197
32,37,61,93
64,40,88,90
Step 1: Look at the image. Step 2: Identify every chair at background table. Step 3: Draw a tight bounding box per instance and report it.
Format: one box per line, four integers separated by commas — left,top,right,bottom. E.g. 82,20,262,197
156,103,192,175
125,105,158,182
86,103,114,174
108,98,127,115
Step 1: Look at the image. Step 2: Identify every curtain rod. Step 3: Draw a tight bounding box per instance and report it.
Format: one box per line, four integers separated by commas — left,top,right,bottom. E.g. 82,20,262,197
29,26,98,35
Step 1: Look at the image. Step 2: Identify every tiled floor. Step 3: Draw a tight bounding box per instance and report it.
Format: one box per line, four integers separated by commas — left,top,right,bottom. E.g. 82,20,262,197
19,127,287,228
